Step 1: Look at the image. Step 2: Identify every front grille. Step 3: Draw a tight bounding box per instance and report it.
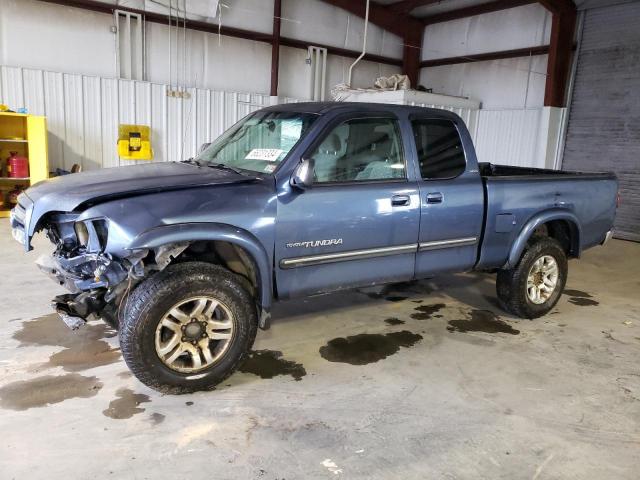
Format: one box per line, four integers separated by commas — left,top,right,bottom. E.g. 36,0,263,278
10,202,26,230
10,194,32,247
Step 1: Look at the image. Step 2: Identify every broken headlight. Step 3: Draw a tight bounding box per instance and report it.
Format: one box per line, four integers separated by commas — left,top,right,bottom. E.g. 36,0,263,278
74,222,89,246
74,219,109,252
47,214,109,253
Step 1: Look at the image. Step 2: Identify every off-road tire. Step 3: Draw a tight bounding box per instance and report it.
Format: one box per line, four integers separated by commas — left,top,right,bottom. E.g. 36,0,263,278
119,262,258,394
496,237,568,319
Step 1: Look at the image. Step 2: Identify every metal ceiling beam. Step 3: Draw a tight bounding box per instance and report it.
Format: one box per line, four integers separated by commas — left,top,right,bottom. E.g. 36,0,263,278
280,37,402,66
318,0,424,87
420,44,551,68
388,0,441,14
317,0,423,38
38,0,273,42
36,0,402,69
537,0,575,14
421,0,536,25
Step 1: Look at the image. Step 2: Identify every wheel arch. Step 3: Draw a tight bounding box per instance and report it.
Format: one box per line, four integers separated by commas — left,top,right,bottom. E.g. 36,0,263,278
505,210,581,269
128,223,273,328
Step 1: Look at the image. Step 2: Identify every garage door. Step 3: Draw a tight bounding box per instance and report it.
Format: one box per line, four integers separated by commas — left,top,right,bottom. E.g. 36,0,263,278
562,1,640,242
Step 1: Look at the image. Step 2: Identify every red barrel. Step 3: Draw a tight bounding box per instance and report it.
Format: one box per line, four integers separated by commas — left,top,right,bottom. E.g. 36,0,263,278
7,151,29,178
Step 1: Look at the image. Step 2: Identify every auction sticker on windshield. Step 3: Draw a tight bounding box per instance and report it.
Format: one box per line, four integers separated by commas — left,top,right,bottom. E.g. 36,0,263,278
245,148,283,161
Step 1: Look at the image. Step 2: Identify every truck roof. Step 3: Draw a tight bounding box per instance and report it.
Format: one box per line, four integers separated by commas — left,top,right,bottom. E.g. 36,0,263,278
263,101,462,120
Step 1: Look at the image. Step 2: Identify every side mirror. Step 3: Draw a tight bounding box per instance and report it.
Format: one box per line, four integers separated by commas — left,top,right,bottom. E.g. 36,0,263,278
290,159,315,190
198,142,211,155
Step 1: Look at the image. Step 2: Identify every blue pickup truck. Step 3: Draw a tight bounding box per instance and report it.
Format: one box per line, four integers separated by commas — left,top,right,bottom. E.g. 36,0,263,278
10,102,617,393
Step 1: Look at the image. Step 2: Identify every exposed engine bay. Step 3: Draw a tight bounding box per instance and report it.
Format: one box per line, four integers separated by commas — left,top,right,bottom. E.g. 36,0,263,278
37,213,188,329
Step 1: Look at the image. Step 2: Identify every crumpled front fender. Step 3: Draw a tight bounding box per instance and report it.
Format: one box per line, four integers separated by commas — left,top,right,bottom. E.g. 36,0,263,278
128,222,273,327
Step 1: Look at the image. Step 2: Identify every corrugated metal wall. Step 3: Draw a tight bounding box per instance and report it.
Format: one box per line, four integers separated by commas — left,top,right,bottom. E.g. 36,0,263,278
475,108,550,168
1,64,557,174
0,65,296,172
346,97,558,169
562,2,640,241
408,106,555,168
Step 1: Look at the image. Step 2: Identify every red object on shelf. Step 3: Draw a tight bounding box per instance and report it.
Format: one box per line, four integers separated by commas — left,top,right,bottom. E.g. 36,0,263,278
6,151,29,178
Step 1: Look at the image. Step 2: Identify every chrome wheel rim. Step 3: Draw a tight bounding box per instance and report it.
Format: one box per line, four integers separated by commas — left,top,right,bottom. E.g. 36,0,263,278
154,296,234,373
526,255,559,305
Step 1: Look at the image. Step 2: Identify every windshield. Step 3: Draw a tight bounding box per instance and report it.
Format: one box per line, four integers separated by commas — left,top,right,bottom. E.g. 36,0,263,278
195,111,318,174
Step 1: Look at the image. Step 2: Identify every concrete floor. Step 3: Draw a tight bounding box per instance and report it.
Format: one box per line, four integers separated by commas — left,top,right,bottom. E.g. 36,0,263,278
0,222,639,480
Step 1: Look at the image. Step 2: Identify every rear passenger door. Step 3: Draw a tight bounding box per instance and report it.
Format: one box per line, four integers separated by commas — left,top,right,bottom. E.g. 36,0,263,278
411,117,484,276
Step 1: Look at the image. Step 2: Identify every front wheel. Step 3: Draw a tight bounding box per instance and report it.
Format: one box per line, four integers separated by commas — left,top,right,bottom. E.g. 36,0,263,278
496,237,568,319
119,262,258,394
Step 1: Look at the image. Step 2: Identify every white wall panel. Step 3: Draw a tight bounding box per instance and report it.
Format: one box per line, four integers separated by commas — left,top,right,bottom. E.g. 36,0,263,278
281,0,403,59
0,65,290,172
63,73,85,172
100,78,120,169
421,4,551,60
419,3,551,108
0,0,116,77
420,54,548,109
473,108,564,169
82,76,103,171
22,68,45,115
0,0,404,102
2,64,560,174
43,71,66,170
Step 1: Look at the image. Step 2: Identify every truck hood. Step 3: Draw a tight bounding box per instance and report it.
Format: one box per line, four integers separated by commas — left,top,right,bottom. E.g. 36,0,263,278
26,161,254,212
17,162,257,243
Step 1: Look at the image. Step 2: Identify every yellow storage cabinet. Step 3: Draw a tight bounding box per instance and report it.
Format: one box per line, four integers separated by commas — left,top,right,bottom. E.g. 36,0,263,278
0,112,49,218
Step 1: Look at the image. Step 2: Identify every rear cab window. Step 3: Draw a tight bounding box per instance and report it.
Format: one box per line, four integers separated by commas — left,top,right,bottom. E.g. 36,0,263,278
411,119,466,180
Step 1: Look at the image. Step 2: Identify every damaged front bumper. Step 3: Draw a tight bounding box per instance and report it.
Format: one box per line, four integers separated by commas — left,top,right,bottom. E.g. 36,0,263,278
34,236,186,329
38,251,137,329
36,252,129,293
37,247,150,329
52,292,107,330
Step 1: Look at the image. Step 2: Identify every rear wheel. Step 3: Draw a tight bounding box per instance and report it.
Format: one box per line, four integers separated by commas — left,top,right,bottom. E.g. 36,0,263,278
119,262,257,394
496,237,568,319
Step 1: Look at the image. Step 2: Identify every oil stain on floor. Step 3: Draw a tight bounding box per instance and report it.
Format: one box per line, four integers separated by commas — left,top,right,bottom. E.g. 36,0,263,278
103,388,151,419
411,303,446,320
564,289,599,306
447,310,520,335
319,331,423,365
385,296,409,302
13,314,120,372
384,317,405,326
359,280,434,300
149,412,166,425
238,350,306,381
0,374,103,411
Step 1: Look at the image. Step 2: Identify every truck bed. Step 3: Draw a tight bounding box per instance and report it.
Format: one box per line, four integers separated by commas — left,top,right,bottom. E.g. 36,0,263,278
479,162,614,180
476,163,617,270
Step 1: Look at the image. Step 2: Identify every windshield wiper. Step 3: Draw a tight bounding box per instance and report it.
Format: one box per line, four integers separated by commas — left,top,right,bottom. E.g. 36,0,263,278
182,158,203,167
207,163,245,175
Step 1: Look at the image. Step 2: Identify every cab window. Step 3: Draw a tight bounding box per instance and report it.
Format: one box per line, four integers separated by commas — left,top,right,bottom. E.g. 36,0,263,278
412,119,466,179
309,118,405,183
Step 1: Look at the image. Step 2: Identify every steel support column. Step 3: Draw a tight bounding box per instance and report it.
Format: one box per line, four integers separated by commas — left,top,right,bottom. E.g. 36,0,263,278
270,0,282,96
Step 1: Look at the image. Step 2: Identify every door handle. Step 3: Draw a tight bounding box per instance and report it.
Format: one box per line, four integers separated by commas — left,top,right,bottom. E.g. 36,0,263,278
426,192,443,204
391,194,410,206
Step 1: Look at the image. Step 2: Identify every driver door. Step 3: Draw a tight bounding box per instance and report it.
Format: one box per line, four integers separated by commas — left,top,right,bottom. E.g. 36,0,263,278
275,113,421,299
